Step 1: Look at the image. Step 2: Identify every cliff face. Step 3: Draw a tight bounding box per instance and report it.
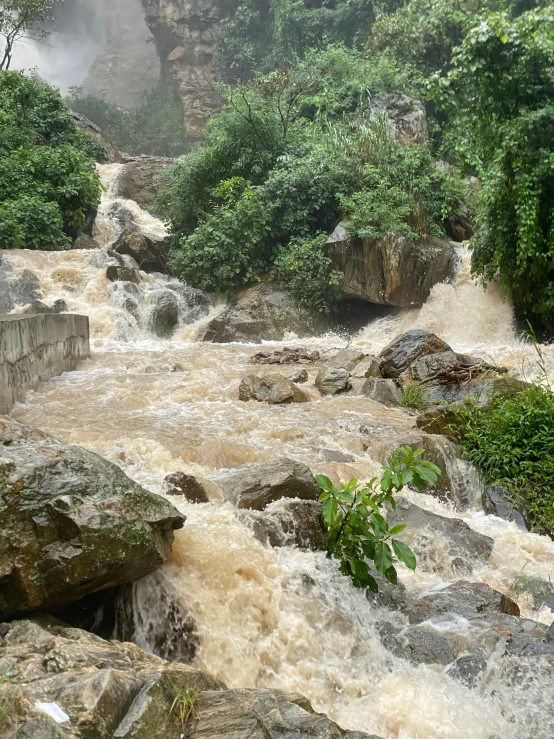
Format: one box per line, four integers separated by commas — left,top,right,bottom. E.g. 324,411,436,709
142,0,224,140
83,0,161,108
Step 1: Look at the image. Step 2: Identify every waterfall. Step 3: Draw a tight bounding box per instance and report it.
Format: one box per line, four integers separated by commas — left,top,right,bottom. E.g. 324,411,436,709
5,166,554,739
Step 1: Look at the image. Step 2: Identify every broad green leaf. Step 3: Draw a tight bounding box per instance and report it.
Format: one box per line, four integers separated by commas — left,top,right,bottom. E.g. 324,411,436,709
392,540,417,571
316,474,334,492
375,541,393,575
388,524,407,537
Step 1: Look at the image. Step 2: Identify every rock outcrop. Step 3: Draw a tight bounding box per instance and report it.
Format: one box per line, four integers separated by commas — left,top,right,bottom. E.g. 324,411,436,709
327,227,454,307
142,0,224,141
69,111,123,163
0,619,383,739
201,281,328,343
0,416,184,619
370,92,429,145
116,157,174,209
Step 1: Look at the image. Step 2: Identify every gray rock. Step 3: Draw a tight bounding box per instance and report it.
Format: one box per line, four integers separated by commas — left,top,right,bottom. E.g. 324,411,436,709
316,367,351,395
0,261,41,313
379,622,456,665
327,348,367,371
0,416,184,619
73,231,100,249
240,500,326,551
416,405,461,439
350,355,382,380
239,374,309,404
69,109,123,163
201,281,328,343
482,485,529,532
114,230,170,274
409,351,478,382
148,290,179,338
387,497,494,575
421,376,531,408
447,654,488,687
22,299,68,315
109,202,140,233
328,230,454,307
379,330,452,378
106,266,141,284
212,459,320,510
321,448,355,463
360,378,402,407
370,92,429,145
162,472,210,503
287,368,309,384
116,156,174,208
546,623,554,644
344,734,384,739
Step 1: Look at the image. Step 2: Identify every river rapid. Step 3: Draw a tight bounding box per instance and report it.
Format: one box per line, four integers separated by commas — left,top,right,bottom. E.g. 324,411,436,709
5,164,554,739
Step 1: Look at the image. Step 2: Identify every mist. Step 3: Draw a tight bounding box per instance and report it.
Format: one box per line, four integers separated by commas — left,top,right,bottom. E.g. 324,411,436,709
9,0,108,94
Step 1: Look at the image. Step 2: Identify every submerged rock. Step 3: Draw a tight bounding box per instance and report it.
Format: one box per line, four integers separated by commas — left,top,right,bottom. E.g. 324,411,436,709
212,459,320,510
328,229,454,307
379,330,452,378
162,472,210,503
239,373,310,404
0,416,184,619
106,265,141,284
378,622,456,666
148,290,179,338
241,500,326,551
201,281,328,343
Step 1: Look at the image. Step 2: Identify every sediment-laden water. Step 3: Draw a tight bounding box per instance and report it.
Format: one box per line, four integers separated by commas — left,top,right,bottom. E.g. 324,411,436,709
5,164,554,739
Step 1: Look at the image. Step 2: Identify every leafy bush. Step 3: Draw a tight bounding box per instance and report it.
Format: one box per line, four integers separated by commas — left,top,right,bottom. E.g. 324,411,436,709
317,446,440,590
456,383,554,535
66,80,187,158
0,71,101,249
400,384,427,411
432,8,554,328
163,48,466,310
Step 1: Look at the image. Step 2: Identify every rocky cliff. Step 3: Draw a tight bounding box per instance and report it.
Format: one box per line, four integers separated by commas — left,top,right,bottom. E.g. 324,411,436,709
142,0,224,140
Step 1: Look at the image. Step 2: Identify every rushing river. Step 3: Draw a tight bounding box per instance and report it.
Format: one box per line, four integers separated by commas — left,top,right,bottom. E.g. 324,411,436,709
5,164,554,738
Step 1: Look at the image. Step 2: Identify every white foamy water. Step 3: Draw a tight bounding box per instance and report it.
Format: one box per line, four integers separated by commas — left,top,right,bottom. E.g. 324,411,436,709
5,167,554,738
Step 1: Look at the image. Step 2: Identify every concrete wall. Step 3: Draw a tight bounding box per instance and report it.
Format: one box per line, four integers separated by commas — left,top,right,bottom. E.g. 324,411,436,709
0,314,90,415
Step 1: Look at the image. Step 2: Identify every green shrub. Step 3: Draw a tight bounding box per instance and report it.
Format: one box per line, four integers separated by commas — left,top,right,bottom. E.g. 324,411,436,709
317,446,440,590
456,384,554,536
400,384,427,411
0,71,101,249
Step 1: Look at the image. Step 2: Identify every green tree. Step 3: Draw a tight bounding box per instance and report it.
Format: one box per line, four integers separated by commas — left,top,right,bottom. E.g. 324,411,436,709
433,8,554,327
0,0,59,70
0,71,101,249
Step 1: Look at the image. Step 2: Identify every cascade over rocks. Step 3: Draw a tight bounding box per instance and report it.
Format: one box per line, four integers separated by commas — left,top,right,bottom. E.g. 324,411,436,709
116,157,175,208
211,459,320,510
201,281,328,343
327,227,455,307
147,290,180,338
0,416,184,620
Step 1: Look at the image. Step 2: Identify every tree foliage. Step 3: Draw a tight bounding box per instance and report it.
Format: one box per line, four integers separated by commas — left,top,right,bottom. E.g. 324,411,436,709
0,71,101,249
317,446,440,590
433,8,554,327
163,48,465,311
0,0,59,70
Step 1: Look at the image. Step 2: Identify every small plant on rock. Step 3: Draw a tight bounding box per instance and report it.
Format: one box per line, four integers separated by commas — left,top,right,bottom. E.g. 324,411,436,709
317,446,440,590
400,383,427,412
171,686,198,737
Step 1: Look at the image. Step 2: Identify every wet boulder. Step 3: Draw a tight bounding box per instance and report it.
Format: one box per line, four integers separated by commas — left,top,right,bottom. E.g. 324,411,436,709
482,485,529,532
378,622,456,666
22,299,68,315
148,290,179,338
0,260,41,313
328,229,454,307
327,348,367,372
379,330,452,378
212,459,320,510
116,156,174,208
240,500,326,551
0,416,184,619
162,472,210,503
370,92,429,145
447,654,488,687
387,497,494,575
416,405,461,439
287,368,309,384
201,281,328,343
408,351,478,382
73,231,100,249
360,378,402,407
109,202,140,233
421,375,530,408
316,367,351,395
106,266,141,284
114,230,170,274
239,374,309,404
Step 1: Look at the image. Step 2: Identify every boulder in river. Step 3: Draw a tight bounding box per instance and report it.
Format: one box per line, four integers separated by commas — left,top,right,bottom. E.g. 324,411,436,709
316,367,351,395
421,375,530,408
22,299,68,315
239,373,310,404
240,500,326,551
116,156,174,208
379,329,452,378
212,458,320,510
360,378,402,407
201,281,328,343
327,228,454,307
0,416,184,619
0,259,41,313
162,472,210,503
73,231,100,250
148,289,179,337
482,485,529,532
106,265,141,284
114,230,170,274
